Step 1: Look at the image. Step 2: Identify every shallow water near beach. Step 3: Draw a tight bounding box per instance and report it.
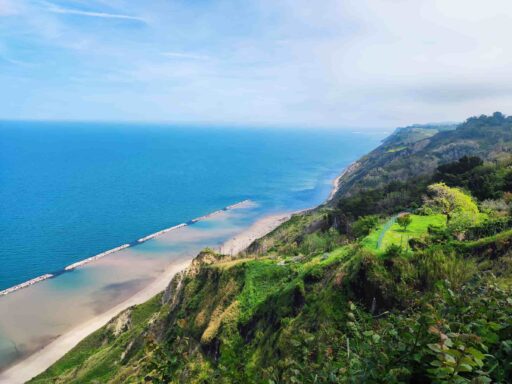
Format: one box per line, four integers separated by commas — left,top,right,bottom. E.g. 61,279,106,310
0,122,383,370
0,208,262,370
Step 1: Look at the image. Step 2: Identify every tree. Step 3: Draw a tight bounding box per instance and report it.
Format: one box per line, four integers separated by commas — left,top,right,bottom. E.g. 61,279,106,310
423,183,478,221
423,183,479,239
503,170,512,192
396,213,412,232
352,215,379,238
436,156,483,177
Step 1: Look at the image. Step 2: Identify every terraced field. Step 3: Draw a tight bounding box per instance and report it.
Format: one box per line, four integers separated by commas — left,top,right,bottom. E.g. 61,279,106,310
362,214,446,253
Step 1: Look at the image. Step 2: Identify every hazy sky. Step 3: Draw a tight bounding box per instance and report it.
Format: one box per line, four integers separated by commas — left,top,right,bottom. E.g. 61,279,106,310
1,0,512,128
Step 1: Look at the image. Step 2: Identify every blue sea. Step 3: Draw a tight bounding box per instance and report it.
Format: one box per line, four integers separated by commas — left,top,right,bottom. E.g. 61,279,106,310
0,121,382,291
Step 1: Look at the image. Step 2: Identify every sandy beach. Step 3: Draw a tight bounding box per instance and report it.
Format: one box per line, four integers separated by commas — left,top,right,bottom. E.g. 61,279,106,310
327,161,358,201
0,213,292,384
0,165,348,384
219,212,291,255
0,258,189,384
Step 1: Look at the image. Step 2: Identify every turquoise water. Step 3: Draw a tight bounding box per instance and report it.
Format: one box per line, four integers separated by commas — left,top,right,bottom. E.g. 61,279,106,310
0,121,382,290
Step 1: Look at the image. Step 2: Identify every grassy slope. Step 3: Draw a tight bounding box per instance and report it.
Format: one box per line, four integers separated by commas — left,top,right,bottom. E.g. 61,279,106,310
30,295,163,384
32,213,512,383
362,214,446,253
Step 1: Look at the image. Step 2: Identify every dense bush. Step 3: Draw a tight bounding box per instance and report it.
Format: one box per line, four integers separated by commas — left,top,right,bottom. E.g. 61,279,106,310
352,215,379,238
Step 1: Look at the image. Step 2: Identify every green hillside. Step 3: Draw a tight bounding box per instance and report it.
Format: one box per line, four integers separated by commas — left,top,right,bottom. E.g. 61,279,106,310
362,214,447,254
31,113,512,383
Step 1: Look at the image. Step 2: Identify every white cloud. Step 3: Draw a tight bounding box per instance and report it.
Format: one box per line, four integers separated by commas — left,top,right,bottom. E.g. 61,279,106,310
162,52,212,61
0,0,19,16
42,1,145,22
3,0,512,127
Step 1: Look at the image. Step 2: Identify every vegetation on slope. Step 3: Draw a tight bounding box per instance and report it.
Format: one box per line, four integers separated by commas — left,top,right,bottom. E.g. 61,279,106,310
361,214,446,253
31,113,512,383
334,112,512,199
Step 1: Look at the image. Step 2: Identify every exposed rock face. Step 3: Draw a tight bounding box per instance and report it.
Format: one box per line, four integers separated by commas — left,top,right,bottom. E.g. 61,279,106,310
188,249,223,276
108,308,132,337
162,271,185,307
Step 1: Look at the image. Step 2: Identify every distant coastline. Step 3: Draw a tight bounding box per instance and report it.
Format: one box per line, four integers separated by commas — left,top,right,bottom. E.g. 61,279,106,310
327,161,360,201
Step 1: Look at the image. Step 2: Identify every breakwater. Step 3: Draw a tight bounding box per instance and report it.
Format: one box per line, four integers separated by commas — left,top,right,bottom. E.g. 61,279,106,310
64,244,131,271
137,224,188,243
137,200,252,242
0,200,252,298
0,274,54,296
189,199,252,224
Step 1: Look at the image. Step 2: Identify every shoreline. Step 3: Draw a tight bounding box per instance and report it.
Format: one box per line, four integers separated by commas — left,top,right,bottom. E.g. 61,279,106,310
0,259,191,384
0,212,292,384
0,165,349,383
219,213,292,255
0,200,252,298
327,161,358,202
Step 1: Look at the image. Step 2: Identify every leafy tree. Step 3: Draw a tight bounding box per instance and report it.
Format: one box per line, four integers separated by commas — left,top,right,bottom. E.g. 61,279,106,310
396,213,412,232
436,156,483,179
423,183,478,221
503,170,512,192
423,183,479,238
352,215,379,238
435,157,507,200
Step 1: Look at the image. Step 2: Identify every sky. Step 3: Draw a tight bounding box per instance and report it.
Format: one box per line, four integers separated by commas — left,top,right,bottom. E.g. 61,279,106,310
1,0,512,128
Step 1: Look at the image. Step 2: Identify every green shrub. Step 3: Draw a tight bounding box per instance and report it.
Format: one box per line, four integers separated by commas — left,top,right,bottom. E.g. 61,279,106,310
352,215,379,238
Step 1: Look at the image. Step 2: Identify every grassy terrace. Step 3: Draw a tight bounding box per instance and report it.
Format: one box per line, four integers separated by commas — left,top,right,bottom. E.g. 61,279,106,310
362,214,446,254
386,145,407,153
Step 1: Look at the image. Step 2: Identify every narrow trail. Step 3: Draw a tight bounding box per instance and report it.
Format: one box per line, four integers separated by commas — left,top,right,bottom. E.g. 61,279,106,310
376,212,409,249
376,215,399,249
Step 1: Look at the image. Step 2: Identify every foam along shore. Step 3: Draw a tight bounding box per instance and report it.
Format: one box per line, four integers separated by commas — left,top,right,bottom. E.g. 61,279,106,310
0,212,291,384
0,200,252,298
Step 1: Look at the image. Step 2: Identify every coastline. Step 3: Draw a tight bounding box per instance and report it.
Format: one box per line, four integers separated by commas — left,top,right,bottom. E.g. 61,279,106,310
0,166,349,383
0,200,253,297
0,259,190,384
0,212,292,384
219,213,292,255
327,161,358,201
